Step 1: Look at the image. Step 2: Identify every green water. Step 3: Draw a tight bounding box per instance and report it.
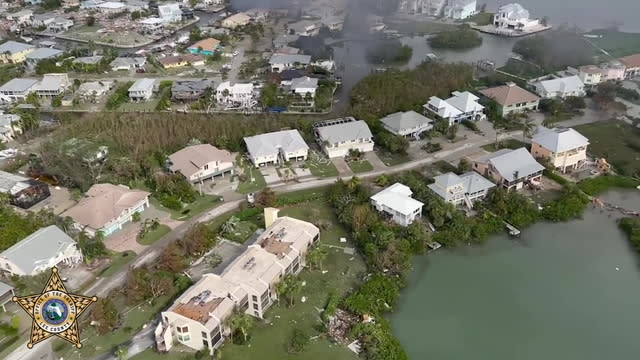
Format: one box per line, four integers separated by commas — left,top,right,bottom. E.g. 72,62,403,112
390,191,640,360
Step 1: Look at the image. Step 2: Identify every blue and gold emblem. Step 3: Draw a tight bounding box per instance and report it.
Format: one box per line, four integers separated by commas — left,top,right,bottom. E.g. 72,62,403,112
12,267,97,349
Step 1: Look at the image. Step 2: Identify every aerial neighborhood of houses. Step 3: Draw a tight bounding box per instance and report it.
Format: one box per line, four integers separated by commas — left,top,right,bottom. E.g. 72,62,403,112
0,0,639,359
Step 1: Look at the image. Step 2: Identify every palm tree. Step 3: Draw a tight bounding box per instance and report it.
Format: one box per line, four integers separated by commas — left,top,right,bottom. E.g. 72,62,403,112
229,312,253,344
307,246,328,271
521,116,535,143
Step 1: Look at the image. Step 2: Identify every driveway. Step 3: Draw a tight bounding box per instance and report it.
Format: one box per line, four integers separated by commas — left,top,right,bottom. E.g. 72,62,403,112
364,151,388,171
331,157,354,176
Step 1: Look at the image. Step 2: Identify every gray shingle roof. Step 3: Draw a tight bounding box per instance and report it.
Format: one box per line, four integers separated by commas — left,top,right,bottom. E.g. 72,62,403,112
0,281,13,295
0,225,77,275
477,148,544,182
244,130,308,158
380,111,433,133
290,76,318,90
129,78,156,92
0,41,34,55
0,78,39,93
26,47,62,60
459,172,495,194
316,120,373,144
532,127,589,153
171,79,213,93
269,54,311,65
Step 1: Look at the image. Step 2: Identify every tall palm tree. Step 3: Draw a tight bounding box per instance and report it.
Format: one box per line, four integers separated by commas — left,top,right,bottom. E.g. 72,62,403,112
222,216,239,234
229,312,253,344
347,176,361,190
521,116,535,143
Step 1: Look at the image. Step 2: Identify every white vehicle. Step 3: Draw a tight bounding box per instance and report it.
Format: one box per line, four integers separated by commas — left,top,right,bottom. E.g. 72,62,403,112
232,50,239,57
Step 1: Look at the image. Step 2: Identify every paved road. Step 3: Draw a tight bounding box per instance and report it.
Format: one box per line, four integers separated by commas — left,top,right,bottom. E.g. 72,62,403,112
5,128,520,360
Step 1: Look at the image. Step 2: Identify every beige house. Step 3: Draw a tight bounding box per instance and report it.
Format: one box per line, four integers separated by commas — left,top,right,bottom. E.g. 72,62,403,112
479,83,540,117
473,148,544,190
0,41,35,64
168,144,234,183
62,183,150,237
221,13,251,29
531,127,589,173
156,274,243,353
156,209,319,354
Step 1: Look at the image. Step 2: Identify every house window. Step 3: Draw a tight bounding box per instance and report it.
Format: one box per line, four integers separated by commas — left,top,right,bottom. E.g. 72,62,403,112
252,295,258,302
201,331,208,339
204,164,209,170
253,303,259,310
177,325,189,333
177,334,190,342
203,339,209,347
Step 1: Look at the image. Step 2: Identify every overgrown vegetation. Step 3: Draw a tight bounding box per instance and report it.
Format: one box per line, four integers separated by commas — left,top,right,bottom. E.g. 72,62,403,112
618,217,640,254
578,175,640,195
428,25,483,49
365,39,413,64
512,30,597,72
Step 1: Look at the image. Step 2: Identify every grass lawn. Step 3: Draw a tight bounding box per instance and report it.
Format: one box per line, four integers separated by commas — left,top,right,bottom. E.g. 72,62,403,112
130,349,194,360
376,150,411,167
574,121,640,176
136,224,171,245
220,200,365,360
151,194,222,221
386,19,457,34
433,160,458,174
54,295,173,360
585,29,640,58
222,220,258,243
481,138,528,152
237,166,267,194
98,251,137,278
347,160,374,173
465,12,494,26
305,159,339,177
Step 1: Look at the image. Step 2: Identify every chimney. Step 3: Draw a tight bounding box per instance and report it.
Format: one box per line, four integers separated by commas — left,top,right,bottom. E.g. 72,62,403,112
264,207,279,228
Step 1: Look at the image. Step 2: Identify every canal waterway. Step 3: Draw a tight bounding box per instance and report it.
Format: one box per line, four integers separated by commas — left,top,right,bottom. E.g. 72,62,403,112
389,190,640,360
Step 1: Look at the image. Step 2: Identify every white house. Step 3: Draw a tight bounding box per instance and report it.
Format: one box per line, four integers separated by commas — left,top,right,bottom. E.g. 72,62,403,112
62,183,150,237
0,78,38,103
443,0,477,20
215,81,255,108
269,54,311,73
110,57,146,71
168,144,235,183
428,171,495,207
286,76,318,98
424,91,485,126
380,111,433,139
287,20,320,37
47,17,74,32
533,75,585,99
97,1,127,13
0,281,14,312
314,117,374,158
618,54,640,79
31,13,56,28
33,73,71,97
370,183,424,227
493,3,540,30
0,226,83,277
77,80,114,100
574,65,603,86
244,130,309,167
158,3,183,23
128,78,156,101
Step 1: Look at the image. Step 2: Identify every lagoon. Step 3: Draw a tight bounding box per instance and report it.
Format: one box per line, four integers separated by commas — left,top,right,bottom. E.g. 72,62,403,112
390,190,640,360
